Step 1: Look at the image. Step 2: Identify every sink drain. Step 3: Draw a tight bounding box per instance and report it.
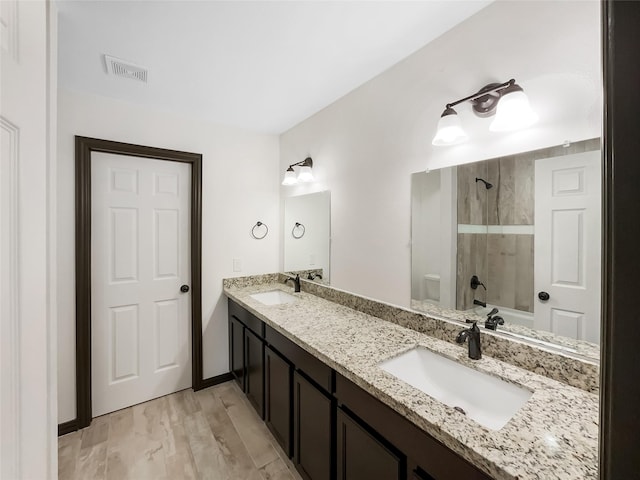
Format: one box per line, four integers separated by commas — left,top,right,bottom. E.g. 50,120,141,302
453,406,466,415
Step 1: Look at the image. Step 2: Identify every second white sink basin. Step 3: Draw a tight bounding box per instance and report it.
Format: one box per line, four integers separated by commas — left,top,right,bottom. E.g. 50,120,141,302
379,347,532,430
249,290,297,306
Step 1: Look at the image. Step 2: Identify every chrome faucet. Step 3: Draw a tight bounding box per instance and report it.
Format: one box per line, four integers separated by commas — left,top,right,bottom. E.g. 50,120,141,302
456,320,482,360
284,274,301,292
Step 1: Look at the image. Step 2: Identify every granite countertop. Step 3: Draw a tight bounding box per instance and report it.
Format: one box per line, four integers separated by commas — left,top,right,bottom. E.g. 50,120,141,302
224,282,598,480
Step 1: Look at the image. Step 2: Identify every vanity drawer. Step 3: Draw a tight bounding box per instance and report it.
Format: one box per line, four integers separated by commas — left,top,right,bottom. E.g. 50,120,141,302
265,325,333,393
228,299,265,337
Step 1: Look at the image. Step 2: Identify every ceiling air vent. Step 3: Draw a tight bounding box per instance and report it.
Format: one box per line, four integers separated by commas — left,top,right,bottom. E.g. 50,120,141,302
104,54,148,83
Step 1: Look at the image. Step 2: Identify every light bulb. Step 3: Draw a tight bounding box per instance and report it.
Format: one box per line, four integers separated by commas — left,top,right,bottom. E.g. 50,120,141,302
432,107,468,146
490,88,538,132
297,165,314,182
282,167,297,185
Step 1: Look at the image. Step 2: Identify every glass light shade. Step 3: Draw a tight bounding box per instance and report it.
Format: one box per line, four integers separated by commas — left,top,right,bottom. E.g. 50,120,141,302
297,165,314,182
432,109,468,146
282,168,297,185
490,90,538,132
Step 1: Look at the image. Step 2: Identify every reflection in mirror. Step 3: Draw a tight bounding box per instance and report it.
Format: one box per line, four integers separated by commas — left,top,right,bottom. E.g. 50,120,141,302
284,191,331,283
411,139,601,359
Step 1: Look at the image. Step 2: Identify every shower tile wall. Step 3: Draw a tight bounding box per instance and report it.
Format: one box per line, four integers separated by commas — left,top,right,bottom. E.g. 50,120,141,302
456,157,535,312
456,233,488,311
486,156,534,226
456,161,488,225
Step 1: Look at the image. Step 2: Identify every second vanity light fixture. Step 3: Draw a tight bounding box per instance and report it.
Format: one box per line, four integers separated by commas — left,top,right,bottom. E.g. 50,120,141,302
432,79,538,146
282,157,314,185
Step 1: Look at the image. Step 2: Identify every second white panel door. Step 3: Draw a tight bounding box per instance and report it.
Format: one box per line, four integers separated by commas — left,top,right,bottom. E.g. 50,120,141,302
534,150,601,344
91,152,192,417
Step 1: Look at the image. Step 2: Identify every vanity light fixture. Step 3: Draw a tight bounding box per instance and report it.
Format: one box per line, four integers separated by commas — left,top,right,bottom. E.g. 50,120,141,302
282,157,314,185
432,79,538,146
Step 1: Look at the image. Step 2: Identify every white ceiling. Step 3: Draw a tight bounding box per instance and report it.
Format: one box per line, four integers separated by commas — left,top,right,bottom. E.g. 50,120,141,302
57,1,492,134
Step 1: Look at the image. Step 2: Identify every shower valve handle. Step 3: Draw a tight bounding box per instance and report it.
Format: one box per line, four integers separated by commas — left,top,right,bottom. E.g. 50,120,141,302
470,275,486,290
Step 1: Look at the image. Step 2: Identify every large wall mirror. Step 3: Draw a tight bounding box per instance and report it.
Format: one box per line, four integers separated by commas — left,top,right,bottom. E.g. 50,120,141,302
411,139,601,359
284,191,331,282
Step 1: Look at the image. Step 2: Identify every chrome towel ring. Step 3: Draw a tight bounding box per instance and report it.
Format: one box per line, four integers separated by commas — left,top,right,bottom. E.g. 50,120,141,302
292,222,305,239
251,221,269,240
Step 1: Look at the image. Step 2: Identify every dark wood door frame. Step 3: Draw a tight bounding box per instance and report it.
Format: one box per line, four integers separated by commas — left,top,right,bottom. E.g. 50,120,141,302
74,136,203,430
600,1,640,477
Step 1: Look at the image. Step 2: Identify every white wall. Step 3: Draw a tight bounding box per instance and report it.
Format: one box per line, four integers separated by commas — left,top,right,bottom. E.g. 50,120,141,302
57,89,280,423
280,1,600,307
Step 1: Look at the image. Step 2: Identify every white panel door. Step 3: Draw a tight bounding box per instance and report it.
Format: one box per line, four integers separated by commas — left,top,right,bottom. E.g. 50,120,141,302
1,1,54,478
91,152,192,416
534,150,601,344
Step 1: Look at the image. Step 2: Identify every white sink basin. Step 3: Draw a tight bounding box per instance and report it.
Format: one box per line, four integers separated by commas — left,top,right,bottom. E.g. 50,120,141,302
249,290,297,306
379,347,532,430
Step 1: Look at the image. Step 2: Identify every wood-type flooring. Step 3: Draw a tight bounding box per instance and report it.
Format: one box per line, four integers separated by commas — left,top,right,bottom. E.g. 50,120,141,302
58,381,303,480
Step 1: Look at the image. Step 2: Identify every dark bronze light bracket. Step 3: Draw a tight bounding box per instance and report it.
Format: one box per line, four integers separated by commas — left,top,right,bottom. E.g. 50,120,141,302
442,78,521,118
284,157,313,173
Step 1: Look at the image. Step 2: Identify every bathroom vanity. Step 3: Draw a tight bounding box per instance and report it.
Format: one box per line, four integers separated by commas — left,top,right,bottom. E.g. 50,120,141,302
224,274,598,480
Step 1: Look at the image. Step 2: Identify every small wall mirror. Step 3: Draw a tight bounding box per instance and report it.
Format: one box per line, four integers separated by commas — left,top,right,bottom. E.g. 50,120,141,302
411,139,601,359
284,191,331,282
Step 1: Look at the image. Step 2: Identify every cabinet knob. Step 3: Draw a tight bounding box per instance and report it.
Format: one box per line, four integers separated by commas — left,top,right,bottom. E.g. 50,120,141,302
180,284,190,293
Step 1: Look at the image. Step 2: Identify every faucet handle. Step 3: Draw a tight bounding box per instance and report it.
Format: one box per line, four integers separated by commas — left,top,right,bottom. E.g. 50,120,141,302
465,318,478,324
486,307,499,318
470,275,486,290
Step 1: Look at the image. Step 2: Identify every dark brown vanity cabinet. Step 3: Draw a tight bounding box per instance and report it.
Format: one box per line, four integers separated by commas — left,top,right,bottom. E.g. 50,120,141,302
245,328,265,418
335,374,490,480
410,468,435,480
228,300,265,418
265,345,293,456
227,298,491,480
293,371,334,480
266,322,334,480
337,407,403,480
229,315,245,390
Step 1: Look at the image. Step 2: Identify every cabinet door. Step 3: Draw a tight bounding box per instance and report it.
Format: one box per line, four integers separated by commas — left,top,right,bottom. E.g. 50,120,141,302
411,468,435,480
337,407,403,480
265,345,293,457
229,316,245,390
245,328,265,418
293,372,333,480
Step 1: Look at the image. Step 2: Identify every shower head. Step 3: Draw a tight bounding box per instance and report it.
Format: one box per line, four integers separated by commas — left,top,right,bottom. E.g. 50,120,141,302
475,177,493,189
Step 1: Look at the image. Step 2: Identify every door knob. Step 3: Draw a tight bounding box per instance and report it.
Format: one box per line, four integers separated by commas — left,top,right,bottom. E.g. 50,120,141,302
538,291,550,301
180,285,190,293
